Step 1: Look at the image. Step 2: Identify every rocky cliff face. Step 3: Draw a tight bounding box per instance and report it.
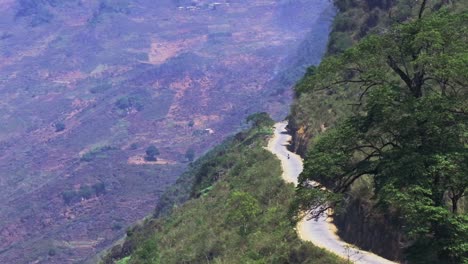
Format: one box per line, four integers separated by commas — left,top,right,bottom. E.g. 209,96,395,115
286,121,310,157
286,118,327,157
334,198,405,261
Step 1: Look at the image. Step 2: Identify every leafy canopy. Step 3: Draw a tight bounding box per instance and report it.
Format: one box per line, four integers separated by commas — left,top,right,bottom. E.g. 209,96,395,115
294,10,467,263
145,145,160,161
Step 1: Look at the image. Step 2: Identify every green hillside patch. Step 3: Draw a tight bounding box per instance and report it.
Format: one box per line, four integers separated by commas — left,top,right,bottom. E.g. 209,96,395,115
103,115,344,264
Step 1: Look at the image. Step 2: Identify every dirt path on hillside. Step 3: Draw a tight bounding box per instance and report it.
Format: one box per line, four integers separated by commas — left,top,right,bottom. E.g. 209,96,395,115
266,121,398,264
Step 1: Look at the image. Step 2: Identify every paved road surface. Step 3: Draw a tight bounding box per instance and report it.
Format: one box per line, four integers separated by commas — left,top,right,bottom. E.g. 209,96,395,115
266,121,398,264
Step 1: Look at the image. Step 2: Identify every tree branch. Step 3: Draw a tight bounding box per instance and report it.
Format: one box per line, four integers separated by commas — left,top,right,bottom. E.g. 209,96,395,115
418,0,428,19
387,55,413,91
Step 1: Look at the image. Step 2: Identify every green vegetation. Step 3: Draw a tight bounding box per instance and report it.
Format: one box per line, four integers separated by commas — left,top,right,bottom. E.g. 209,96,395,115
292,6,467,264
145,145,160,161
188,120,195,128
54,122,65,132
62,182,106,205
326,0,467,55
246,112,275,128
192,129,210,136
90,83,112,94
225,191,261,236
290,0,468,145
129,143,139,150
116,256,131,264
184,148,195,162
80,145,115,162
116,95,145,111
326,0,393,54
88,0,130,26
102,116,345,264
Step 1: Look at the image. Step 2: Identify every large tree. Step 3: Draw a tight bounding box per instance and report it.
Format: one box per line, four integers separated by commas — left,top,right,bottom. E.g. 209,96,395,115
293,11,467,263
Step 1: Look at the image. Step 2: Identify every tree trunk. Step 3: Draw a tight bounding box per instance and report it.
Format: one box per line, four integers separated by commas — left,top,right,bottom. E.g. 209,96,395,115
451,197,458,214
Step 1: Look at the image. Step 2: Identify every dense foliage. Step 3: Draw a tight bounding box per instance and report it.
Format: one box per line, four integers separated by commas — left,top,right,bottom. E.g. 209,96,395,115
290,0,468,146
293,9,467,263
328,0,468,54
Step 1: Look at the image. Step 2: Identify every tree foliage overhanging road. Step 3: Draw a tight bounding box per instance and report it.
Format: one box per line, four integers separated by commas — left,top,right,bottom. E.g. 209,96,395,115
293,10,467,263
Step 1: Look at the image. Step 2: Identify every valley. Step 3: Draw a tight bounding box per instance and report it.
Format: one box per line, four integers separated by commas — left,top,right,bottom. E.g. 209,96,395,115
0,0,334,263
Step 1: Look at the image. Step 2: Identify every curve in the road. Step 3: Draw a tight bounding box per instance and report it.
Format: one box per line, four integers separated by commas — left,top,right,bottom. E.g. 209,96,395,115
266,121,398,264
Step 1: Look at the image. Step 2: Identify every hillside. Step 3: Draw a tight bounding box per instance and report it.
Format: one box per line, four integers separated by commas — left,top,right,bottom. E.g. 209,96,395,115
101,115,345,264
0,0,335,263
3,0,466,263
99,1,466,264
289,0,468,153
289,0,468,263
100,1,467,263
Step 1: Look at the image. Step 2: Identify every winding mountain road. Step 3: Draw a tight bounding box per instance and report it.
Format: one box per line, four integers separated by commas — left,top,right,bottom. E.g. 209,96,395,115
266,121,398,264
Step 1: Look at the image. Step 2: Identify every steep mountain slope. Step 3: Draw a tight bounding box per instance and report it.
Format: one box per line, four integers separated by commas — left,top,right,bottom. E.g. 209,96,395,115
0,0,334,263
101,115,346,264
95,1,466,264
289,1,468,263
